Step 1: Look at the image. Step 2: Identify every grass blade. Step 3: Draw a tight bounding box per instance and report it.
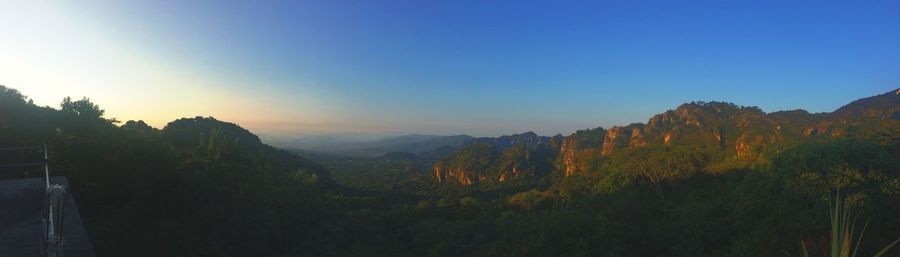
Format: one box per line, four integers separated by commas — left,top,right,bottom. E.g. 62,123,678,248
872,237,900,257
851,218,870,257
801,240,810,257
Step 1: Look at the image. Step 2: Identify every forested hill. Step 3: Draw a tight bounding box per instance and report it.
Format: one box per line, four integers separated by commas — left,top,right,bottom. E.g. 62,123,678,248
434,89,900,185
0,85,336,256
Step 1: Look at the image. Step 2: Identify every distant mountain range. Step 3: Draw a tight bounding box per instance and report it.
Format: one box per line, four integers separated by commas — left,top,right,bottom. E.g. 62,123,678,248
269,133,474,157
434,89,900,185
273,130,563,159
274,88,900,167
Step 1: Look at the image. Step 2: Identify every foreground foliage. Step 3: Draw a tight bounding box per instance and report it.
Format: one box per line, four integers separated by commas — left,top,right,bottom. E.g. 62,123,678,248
798,193,900,257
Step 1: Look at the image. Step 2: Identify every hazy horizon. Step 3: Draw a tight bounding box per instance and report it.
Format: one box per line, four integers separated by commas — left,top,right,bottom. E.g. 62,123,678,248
258,85,897,140
3,1,898,138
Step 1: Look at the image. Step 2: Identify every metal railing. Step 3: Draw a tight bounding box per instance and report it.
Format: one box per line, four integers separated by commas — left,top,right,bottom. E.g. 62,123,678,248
0,144,66,257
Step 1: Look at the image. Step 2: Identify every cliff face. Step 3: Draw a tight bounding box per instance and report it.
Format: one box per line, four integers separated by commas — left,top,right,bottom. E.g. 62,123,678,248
433,133,558,185
433,163,481,185
595,102,790,160
432,143,497,185
435,89,900,183
555,127,605,176
600,124,647,155
557,136,579,176
599,127,621,155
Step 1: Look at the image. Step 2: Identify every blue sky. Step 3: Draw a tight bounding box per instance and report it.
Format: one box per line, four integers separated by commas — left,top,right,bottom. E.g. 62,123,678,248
2,0,898,137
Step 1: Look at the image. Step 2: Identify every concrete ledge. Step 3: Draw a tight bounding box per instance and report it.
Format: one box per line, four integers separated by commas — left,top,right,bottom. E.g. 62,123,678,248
0,177,95,257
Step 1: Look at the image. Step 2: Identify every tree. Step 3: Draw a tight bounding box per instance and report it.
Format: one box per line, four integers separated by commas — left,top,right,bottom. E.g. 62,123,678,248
60,96,108,120
619,145,707,201
0,85,27,104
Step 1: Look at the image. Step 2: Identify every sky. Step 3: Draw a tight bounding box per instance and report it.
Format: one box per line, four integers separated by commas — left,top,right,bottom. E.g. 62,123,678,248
1,0,898,138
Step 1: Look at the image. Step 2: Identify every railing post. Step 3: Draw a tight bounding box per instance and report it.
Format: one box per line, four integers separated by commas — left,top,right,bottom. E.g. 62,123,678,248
42,184,67,257
40,144,66,257
44,143,50,190
0,144,68,256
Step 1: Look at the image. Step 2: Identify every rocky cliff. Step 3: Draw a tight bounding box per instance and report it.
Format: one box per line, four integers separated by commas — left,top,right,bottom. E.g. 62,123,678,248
435,89,900,183
433,133,558,184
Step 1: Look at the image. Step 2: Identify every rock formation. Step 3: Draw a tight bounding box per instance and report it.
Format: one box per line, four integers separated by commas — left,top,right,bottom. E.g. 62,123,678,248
434,89,900,183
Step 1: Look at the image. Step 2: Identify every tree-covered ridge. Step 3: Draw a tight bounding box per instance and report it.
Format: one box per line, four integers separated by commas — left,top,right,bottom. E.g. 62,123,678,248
433,132,562,185
464,131,552,151
435,89,900,184
566,127,604,149
832,89,900,120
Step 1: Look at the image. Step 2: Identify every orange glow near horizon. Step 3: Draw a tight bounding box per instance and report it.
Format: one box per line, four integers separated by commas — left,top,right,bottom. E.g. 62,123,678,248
0,2,335,136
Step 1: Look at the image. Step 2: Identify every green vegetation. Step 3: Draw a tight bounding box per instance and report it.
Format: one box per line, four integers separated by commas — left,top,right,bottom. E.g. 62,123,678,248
1,85,898,257
571,127,607,149
798,193,900,257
